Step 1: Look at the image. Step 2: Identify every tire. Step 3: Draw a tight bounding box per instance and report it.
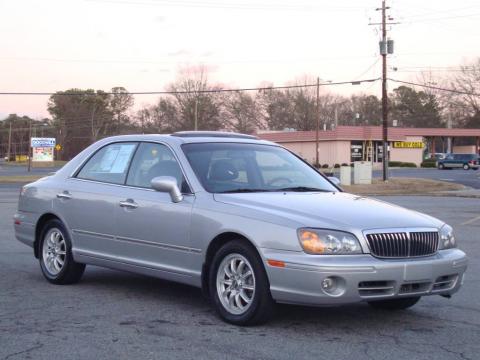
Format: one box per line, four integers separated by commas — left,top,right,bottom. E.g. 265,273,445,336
209,240,275,325
368,296,420,310
463,164,470,170
438,163,444,170
39,219,85,285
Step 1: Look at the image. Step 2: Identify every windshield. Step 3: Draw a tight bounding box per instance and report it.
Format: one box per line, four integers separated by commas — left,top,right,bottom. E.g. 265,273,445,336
182,143,338,193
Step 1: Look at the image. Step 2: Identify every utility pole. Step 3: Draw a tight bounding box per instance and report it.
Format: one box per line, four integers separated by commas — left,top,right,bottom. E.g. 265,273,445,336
380,0,389,181
6,122,12,162
371,0,397,181
90,103,97,143
27,118,32,172
194,98,198,131
447,108,452,154
315,77,320,168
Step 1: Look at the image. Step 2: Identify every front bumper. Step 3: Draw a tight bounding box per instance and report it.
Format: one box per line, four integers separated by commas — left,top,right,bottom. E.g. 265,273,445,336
262,248,467,306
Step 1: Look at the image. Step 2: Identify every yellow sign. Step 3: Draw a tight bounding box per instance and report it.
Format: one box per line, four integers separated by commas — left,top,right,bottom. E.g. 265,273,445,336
15,155,29,162
55,144,62,151
393,141,424,149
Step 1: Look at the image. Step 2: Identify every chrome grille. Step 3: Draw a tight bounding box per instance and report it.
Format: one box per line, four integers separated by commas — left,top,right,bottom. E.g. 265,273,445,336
366,231,438,258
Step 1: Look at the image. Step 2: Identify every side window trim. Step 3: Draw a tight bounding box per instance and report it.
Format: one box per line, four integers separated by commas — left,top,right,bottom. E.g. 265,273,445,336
74,141,139,185
123,142,141,186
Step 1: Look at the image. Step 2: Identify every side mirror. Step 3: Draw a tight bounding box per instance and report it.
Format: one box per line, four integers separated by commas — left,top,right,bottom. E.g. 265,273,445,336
151,176,183,203
328,176,341,186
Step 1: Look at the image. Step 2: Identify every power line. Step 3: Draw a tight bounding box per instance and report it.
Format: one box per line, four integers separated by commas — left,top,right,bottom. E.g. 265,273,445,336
0,54,378,65
0,78,380,96
405,12,480,23
403,5,480,19
391,66,477,73
388,78,480,97
86,0,369,12
353,58,380,81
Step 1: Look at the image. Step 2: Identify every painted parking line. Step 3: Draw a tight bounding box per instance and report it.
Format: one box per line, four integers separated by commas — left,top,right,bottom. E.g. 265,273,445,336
461,215,480,226
440,179,454,181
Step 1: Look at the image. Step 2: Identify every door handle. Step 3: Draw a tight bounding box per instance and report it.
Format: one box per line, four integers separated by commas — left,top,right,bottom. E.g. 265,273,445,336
56,191,72,200
119,199,138,209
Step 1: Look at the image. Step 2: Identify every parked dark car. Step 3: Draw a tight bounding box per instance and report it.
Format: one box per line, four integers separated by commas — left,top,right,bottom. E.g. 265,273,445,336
437,153,479,170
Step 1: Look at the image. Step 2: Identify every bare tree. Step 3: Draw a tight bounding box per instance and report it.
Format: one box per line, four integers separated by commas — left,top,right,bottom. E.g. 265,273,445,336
167,66,224,131
451,59,480,127
110,87,134,133
222,92,264,134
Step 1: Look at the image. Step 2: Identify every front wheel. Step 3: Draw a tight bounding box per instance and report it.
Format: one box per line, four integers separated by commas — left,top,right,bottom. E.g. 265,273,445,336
209,240,275,325
463,164,470,170
438,163,444,169
368,296,420,310
39,219,85,284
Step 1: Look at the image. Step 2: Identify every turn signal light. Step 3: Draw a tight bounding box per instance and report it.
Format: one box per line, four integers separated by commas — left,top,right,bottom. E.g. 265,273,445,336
267,259,285,268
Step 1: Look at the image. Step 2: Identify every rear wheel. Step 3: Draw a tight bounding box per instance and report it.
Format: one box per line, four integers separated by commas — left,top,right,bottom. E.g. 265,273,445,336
463,164,470,170
438,163,444,169
368,296,420,310
39,219,85,284
209,240,275,325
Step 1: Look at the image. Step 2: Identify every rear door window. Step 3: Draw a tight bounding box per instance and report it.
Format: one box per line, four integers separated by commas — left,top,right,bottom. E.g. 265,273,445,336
77,142,137,184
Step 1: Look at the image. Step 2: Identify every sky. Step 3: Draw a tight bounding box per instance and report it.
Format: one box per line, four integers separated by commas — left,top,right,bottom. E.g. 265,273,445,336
0,0,479,119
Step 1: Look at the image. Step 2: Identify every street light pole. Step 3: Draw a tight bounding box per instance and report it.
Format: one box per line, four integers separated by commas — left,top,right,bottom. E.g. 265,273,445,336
315,77,320,168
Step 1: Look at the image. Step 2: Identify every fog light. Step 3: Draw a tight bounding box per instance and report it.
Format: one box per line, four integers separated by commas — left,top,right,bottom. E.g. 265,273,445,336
322,277,335,290
321,276,346,296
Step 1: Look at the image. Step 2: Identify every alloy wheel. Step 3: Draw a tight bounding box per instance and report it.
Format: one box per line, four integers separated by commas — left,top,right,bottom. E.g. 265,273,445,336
216,253,256,315
42,228,67,276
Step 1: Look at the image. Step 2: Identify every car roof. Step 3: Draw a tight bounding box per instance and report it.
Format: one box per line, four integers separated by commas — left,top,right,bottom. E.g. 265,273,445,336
96,132,277,146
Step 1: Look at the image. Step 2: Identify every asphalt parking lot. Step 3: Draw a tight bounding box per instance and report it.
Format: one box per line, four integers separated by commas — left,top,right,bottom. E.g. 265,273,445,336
1,185,479,360
373,168,480,189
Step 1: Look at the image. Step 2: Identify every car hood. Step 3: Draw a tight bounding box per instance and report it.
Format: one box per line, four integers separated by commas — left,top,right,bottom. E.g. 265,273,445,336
213,191,443,231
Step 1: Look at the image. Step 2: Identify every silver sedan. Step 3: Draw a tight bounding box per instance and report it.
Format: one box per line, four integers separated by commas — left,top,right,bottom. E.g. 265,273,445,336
14,132,467,325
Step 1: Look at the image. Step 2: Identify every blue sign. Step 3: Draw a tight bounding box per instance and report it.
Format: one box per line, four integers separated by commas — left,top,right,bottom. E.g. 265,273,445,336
31,137,56,148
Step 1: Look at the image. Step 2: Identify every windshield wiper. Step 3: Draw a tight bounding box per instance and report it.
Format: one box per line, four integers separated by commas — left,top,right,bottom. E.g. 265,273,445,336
219,188,272,193
277,186,332,192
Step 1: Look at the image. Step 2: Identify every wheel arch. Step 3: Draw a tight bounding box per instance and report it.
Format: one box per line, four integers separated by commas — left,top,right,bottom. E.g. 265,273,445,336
201,232,263,298
34,213,62,258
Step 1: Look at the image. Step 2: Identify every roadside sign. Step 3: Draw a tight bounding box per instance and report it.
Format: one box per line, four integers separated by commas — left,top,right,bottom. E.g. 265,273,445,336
32,147,54,162
31,137,56,148
393,141,424,149
55,144,62,151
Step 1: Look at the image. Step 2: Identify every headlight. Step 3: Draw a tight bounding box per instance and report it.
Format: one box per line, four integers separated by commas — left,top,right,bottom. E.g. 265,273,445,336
439,224,456,249
298,228,363,255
